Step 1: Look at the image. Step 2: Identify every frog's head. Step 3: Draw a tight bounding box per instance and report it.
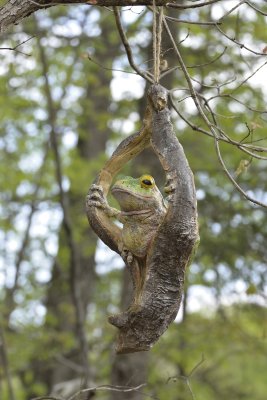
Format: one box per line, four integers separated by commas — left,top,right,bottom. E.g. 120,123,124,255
111,175,166,214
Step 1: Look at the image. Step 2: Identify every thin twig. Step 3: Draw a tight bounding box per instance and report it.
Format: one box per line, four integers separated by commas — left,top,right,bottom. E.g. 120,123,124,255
30,383,156,400
207,93,267,116
170,93,267,159
113,6,153,83
160,47,228,79
215,23,267,56
87,54,138,75
218,0,246,21
188,354,205,377
68,383,151,400
231,59,267,93
245,0,267,17
31,397,62,400
163,16,267,208
214,138,267,207
166,355,205,400
191,75,237,90
0,35,34,56
167,0,221,10
166,15,221,26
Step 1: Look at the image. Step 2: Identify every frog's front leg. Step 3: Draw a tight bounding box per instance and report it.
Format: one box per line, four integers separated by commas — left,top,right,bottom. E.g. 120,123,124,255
87,185,131,261
87,184,120,218
87,184,141,306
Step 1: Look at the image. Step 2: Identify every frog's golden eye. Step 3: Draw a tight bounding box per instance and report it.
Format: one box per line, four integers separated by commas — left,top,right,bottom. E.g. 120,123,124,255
140,175,155,189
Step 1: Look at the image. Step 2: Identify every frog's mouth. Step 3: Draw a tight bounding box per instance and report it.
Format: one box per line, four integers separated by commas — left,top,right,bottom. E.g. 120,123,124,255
111,186,152,200
111,186,153,215
120,209,153,217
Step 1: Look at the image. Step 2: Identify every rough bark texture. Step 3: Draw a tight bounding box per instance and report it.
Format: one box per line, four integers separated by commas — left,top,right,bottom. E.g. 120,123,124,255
86,84,199,354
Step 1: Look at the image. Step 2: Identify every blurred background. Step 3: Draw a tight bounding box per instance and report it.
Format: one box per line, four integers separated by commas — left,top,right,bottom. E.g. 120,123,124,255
0,1,267,399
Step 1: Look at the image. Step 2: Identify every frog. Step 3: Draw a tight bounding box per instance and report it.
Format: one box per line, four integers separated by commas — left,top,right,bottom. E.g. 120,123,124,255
87,174,167,302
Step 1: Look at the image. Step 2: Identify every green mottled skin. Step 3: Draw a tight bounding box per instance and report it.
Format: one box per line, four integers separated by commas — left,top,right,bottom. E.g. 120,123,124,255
111,176,167,259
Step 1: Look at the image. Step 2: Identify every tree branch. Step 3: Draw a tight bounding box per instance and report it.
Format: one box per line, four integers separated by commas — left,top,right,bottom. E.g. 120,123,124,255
30,383,151,400
113,6,154,84
214,22,267,56
0,35,34,55
167,354,205,400
36,25,90,383
0,0,225,34
0,0,168,34
163,15,267,208
168,0,221,9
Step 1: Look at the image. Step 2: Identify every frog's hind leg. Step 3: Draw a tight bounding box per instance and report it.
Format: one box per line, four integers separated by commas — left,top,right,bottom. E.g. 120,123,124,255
118,243,146,307
128,258,147,308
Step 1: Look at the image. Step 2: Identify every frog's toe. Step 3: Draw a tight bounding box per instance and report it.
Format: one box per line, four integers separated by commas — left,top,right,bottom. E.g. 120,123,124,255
86,199,103,209
90,184,104,193
86,190,105,207
88,191,101,201
87,188,106,207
